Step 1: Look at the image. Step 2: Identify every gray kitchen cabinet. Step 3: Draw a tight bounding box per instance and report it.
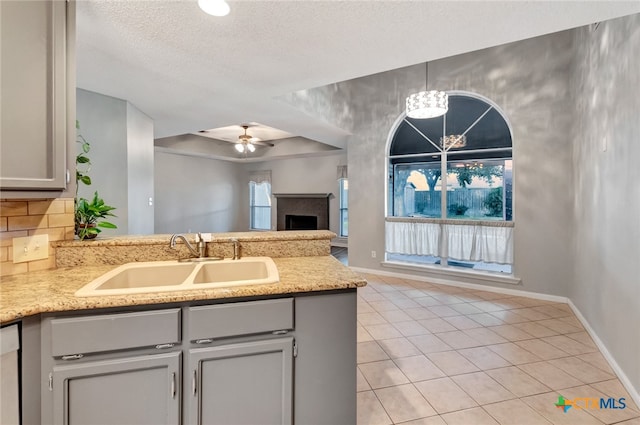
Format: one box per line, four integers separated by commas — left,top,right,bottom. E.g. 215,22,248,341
184,298,295,425
187,338,293,425
0,0,74,193
294,292,357,425
51,351,181,425
39,291,357,425
40,308,183,425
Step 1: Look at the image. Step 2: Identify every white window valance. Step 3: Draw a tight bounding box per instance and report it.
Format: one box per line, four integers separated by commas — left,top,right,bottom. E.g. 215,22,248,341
337,165,348,180
249,170,271,184
385,219,513,265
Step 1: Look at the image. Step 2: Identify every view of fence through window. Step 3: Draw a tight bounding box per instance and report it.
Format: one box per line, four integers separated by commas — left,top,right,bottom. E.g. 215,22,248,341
396,159,513,220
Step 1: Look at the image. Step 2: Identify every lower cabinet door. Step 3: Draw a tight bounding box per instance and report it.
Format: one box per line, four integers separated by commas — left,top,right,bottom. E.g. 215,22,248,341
187,337,293,425
52,351,181,425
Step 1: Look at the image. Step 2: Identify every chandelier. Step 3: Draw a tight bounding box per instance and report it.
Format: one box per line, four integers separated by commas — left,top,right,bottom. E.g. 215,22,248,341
406,62,448,119
440,135,467,149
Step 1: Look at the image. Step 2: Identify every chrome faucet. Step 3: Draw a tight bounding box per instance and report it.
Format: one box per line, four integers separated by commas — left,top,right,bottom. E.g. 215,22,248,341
170,233,206,258
230,238,240,260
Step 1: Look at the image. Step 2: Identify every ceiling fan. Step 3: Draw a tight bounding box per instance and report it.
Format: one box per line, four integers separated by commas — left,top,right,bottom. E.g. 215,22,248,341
235,125,274,153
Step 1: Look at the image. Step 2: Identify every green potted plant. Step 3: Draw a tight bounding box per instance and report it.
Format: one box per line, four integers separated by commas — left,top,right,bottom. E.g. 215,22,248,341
75,121,118,240
75,191,118,240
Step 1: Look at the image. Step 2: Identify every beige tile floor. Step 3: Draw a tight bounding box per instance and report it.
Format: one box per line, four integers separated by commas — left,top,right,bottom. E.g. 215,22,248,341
356,273,640,425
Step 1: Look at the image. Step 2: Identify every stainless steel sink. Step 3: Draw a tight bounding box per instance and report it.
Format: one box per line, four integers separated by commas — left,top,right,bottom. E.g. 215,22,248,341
75,257,279,297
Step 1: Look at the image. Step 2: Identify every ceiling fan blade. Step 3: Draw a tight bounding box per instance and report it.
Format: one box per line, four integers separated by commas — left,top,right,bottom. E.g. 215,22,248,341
251,140,274,147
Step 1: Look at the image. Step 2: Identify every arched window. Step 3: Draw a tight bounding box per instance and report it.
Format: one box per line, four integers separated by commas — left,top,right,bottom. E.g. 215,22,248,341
386,92,514,273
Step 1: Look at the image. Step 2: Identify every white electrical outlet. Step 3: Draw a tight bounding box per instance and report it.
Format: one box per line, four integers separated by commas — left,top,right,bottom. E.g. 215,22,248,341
371,250,377,258
12,235,49,263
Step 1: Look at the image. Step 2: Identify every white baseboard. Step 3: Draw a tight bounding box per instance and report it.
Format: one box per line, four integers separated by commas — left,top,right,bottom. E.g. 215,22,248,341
567,300,640,410
348,266,567,303
331,238,348,248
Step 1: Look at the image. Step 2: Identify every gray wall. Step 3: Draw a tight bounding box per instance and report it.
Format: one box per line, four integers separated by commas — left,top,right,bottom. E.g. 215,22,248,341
153,151,245,233
126,104,155,234
571,14,640,394
77,89,155,235
283,16,640,394
76,89,128,234
285,31,576,296
243,153,348,236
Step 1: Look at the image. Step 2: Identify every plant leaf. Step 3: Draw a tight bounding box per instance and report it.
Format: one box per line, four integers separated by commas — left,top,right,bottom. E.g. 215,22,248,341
98,221,117,229
80,176,91,185
76,155,90,163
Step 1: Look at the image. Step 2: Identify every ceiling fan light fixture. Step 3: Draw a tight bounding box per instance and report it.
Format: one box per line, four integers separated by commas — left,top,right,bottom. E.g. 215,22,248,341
247,143,256,153
234,143,245,153
198,0,230,17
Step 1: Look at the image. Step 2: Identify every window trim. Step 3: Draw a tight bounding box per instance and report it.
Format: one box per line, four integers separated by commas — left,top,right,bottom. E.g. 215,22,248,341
338,178,348,237
384,91,515,272
249,180,272,231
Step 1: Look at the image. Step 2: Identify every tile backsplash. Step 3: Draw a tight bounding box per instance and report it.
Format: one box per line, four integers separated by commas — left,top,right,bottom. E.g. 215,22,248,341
0,198,75,277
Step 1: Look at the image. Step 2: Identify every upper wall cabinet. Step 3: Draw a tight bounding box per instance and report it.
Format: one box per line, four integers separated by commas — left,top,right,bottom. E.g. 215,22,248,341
0,0,74,195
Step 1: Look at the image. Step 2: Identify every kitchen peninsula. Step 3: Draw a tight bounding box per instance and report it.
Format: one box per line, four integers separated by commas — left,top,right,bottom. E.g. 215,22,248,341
0,230,365,425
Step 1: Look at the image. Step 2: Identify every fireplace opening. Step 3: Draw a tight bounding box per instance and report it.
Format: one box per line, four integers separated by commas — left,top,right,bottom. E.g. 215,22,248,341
285,215,318,230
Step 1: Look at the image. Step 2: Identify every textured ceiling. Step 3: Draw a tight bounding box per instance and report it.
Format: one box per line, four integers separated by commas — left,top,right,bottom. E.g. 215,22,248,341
76,1,640,150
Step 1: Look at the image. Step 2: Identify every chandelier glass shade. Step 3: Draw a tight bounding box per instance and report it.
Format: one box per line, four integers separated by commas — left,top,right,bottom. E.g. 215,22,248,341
406,62,448,119
235,142,256,153
406,90,448,119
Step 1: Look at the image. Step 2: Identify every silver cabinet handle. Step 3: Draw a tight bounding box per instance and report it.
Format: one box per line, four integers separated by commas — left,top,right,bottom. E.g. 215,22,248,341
195,338,213,344
61,354,83,361
155,343,175,349
171,372,176,399
272,330,288,335
192,370,197,396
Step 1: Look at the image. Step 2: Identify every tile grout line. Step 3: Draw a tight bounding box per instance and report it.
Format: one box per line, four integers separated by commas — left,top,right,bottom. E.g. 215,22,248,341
357,275,640,425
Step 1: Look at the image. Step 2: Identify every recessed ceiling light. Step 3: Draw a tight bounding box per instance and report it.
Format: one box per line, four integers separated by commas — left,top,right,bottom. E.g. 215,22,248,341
198,0,230,17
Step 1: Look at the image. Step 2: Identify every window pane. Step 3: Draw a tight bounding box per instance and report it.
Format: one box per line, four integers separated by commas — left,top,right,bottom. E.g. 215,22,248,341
339,179,348,237
250,181,271,230
448,259,512,274
445,159,512,221
390,116,443,156
340,209,348,237
393,163,442,218
387,253,441,265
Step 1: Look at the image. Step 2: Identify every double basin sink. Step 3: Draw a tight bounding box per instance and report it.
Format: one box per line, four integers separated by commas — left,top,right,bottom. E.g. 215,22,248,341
75,257,279,297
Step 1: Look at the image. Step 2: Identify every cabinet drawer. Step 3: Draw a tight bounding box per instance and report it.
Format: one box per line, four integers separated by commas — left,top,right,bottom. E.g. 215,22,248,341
50,309,181,357
189,299,293,341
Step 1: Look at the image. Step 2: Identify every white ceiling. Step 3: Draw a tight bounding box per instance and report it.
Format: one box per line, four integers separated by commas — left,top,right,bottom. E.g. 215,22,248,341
195,122,295,143
76,1,640,149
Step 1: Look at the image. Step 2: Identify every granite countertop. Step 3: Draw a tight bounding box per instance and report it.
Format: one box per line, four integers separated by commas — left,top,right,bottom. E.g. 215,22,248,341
0,256,366,324
54,230,337,247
